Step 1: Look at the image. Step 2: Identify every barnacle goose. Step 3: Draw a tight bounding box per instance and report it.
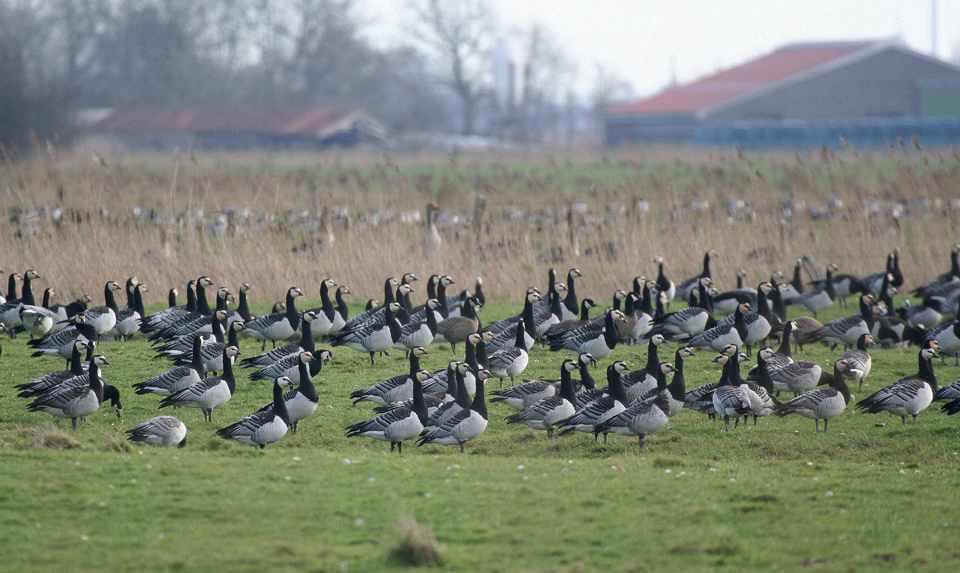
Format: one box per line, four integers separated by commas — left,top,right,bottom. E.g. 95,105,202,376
619,334,667,402
0,269,40,333
146,277,215,339
227,282,253,327
558,268,583,321
151,286,231,342
650,278,716,340
422,362,472,431
347,367,430,453
504,359,578,438
856,343,939,424
711,350,753,430
913,245,960,298
593,363,676,447
653,256,676,307
900,297,946,329
675,250,717,304
778,259,805,303
26,355,110,429
15,340,91,397
482,290,541,343
82,280,123,337
686,302,750,352
19,287,61,338
422,202,442,258
27,311,99,365
393,299,440,352
159,345,241,421
810,294,873,350
132,334,207,396
713,283,775,356
747,320,795,380
775,359,853,431
434,297,481,354
216,376,291,449
712,270,758,316
302,278,339,339
243,286,304,350
241,311,318,369
545,298,598,338
934,378,960,403
548,309,626,360
684,346,737,420
840,333,874,391
557,361,630,441
341,277,400,332
487,318,532,387
126,416,188,447
108,283,148,340
329,301,403,365
257,352,321,434
417,367,489,452
790,264,836,319
759,346,822,397
351,346,430,406
327,286,352,337
633,347,695,417
630,279,656,340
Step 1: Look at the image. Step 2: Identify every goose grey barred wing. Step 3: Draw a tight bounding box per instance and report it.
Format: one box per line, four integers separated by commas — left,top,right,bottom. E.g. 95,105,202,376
126,416,188,447
132,365,201,396
934,379,960,401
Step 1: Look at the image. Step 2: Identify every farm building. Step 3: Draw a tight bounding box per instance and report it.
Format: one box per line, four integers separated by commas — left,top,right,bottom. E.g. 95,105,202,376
604,39,960,149
85,108,389,151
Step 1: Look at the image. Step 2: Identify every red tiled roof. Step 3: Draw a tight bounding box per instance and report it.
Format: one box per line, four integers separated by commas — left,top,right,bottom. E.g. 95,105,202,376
607,41,876,117
89,108,358,135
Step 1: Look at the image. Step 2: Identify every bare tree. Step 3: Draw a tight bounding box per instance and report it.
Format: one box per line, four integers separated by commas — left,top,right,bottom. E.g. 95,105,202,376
591,63,635,114
516,23,575,142
406,0,496,135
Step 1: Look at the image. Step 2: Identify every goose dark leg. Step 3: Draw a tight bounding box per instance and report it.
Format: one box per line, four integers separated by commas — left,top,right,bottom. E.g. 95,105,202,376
459,441,465,453
72,418,78,430
723,416,730,431
815,419,820,431
901,415,907,425
603,433,608,444
823,418,829,431
912,414,918,424
547,428,554,438
734,416,740,429
398,441,403,454
369,352,376,365
261,340,266,351
391,442,396,452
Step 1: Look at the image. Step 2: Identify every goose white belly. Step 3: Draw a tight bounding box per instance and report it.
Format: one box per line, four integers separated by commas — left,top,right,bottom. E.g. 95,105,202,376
631,313,654,339
43,390,100,419
743,316,772,345
86,308,117,335
713,386,750,417
258,318,295,342
576,336,614,359
449,412,487,444
384,412,425,443
285,393,319,423
244,417,289,447
193,382,232,410
361,327,395,352
394,324,434,350
888,384,934,416
770,361,822,394
627,405,670,435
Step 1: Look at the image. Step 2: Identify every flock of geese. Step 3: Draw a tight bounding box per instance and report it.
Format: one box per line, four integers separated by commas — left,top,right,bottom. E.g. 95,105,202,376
2,242,960,452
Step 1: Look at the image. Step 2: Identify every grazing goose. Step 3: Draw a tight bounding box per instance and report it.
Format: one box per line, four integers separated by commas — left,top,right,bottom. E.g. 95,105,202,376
593,363,676,448
759,347,822,397
811,294,873,350
132,334,207,396
790,263,836,319
841,333,874,391
151,286,231,342
900,298,946,329
856,344,939,424
49,293,93,324
785,316,824,352
393,299,440,352
737,351,780,425
487,319,532,387
26,355,109,429
0,269,40,333
257,352,321,434
351,347,429,406
241,311,317,368
776,359,853,431
913,245,960,298
347,367,431,453
548,309,626,360
653,256,676,307
126,416,189,447
216,376,291,449
27,312,99,365
490,351,593,411
686,302,750,352
417,368,489,453
685,347,737,420
446,277,484,318
650,278,716,340
712,351,753,430
557,361,631,441
675,250,717,305
302,278,339,339
329,301,403,365
159,346,241,421
504,359,578,438
434,297,481,355
714,283,775,356
244,286,304,350
634,347,695,417
15,340,91,397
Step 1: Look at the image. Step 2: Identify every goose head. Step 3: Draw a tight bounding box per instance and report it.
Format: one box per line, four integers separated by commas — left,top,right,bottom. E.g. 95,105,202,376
481,331,495,343
230,321,245,333
467,333,482,346
660,363,678,376
568,268,583,279
712,353,730,365
476,369,492,381
289,286,304,298
440,275,455,287
402,272,418,285
387,302,402,313
610,310,627,323
198,276,215,288
758,347,776,361
720,343,739,355
426,298,441,310
563,359,578,373
302,310,318,323
653,255,664,265
93,355,110,367
737,269,747,279
415,369,432,383
398,284,415,296
225,345,241,358
25,269,41,280
299,351,314,364
322,278,337,289
240,283,251,293
412,346,429,358
316,349,333,363
526,291,543,304
276,376,293,389
650,334,666,346
678,347,696,359
554,282,568,294
611,360,630,373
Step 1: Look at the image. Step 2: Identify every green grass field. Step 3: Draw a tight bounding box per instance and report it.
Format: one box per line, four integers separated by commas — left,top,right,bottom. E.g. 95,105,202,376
2,298,959,572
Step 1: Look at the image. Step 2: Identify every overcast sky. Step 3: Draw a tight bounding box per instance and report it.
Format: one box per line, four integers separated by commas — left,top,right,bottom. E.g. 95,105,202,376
360,0,960,99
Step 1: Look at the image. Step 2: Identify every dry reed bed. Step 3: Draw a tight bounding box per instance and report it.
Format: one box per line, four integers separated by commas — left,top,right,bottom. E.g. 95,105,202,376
1,146,959,306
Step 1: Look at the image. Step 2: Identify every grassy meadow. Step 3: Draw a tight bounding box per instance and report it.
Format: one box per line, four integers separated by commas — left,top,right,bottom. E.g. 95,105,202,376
1,147,960,571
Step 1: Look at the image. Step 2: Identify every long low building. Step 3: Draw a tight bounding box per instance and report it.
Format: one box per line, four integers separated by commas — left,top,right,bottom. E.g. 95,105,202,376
85,107,389,151
604,39,960,149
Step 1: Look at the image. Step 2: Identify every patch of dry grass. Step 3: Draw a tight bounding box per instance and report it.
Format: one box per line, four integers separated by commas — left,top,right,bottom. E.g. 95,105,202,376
390,514,445,567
